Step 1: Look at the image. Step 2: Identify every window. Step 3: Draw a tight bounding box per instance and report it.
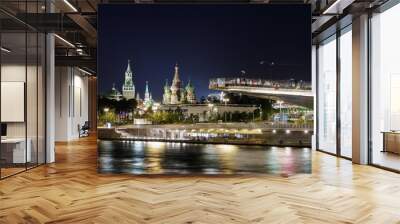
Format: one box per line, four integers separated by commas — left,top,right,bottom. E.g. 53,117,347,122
339,28,352,158
370,3,400,170
317,35,337,154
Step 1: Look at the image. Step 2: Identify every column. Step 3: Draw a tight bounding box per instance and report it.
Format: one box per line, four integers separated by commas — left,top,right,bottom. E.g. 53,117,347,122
46,32,55,163
352,14,369,164
312,45,317,150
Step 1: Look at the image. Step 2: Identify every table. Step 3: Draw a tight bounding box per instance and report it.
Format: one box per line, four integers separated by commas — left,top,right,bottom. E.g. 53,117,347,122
1,138,31,164
382,131,400,154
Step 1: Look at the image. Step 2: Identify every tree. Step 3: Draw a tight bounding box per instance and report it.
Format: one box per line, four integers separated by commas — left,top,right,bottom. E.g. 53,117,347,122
98,108,118,125
200,96,206,104
226,93,274,121
98,96,138,125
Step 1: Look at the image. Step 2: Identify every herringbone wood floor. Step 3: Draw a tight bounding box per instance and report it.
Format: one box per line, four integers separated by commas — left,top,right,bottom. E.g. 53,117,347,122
1,136,400,224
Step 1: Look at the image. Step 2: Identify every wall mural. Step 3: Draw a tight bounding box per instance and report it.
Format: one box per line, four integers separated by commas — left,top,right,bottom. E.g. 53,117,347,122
97,4,312,175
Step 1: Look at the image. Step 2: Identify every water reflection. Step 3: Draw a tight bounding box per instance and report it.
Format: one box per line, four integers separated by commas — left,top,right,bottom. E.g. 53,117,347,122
98,140,311,175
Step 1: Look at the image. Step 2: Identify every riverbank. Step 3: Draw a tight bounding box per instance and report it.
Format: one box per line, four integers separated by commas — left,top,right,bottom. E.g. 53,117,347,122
98,136,310,148
98,122,313,147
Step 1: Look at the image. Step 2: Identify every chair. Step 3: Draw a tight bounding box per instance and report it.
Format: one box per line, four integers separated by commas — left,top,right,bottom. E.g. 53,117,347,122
79,121,90,138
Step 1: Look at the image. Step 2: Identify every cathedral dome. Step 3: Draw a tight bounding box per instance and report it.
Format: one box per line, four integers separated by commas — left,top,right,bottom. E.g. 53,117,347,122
106,83,123,101
185,80,194,93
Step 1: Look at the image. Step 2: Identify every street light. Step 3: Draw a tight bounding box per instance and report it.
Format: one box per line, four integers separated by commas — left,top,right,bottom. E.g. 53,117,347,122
103,107,111,128
277,100,284,122
220,92,230,122
208,103,214,121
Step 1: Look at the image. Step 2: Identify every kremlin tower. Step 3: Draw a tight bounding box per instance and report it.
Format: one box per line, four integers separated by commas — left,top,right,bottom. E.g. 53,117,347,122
144,81,153,108
122,60,135,100
163,79,171,104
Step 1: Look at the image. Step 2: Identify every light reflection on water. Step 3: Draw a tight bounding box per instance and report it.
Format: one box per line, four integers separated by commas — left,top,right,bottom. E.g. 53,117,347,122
98,140,311,175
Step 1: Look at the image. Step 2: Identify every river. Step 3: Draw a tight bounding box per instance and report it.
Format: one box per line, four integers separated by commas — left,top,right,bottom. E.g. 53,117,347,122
98,140,311,175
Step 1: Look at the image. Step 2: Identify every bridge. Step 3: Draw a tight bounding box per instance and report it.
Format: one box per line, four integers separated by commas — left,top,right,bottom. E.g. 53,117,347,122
209,78,313,108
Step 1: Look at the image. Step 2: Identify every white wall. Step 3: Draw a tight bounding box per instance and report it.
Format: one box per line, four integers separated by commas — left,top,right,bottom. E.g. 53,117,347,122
1,65,41,137
1,65,25,130
55,67,89,141
1,63,46,164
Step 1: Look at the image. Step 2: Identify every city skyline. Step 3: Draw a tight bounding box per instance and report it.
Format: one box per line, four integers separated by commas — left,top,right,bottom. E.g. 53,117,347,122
103,60,200,102
98,4,311,100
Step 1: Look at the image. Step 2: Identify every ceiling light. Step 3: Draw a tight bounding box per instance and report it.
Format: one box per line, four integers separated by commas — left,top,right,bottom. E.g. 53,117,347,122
1,47,11,53
63,0,78,12
76,48,86,55
54,34,75,48
322,0,354,15
78,67,92,76
323,0,341,14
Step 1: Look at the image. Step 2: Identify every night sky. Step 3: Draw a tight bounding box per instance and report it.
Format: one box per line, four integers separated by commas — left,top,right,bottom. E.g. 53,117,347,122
98,4,311,100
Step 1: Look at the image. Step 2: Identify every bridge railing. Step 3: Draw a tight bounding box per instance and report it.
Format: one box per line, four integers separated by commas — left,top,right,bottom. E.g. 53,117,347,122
145,122,314,130
209,78,312,90
264,122,313,129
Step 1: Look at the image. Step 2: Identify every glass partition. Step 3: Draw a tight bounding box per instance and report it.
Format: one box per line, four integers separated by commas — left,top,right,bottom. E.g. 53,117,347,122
1,31,28,177
317,35,337,154
0,2,46,179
